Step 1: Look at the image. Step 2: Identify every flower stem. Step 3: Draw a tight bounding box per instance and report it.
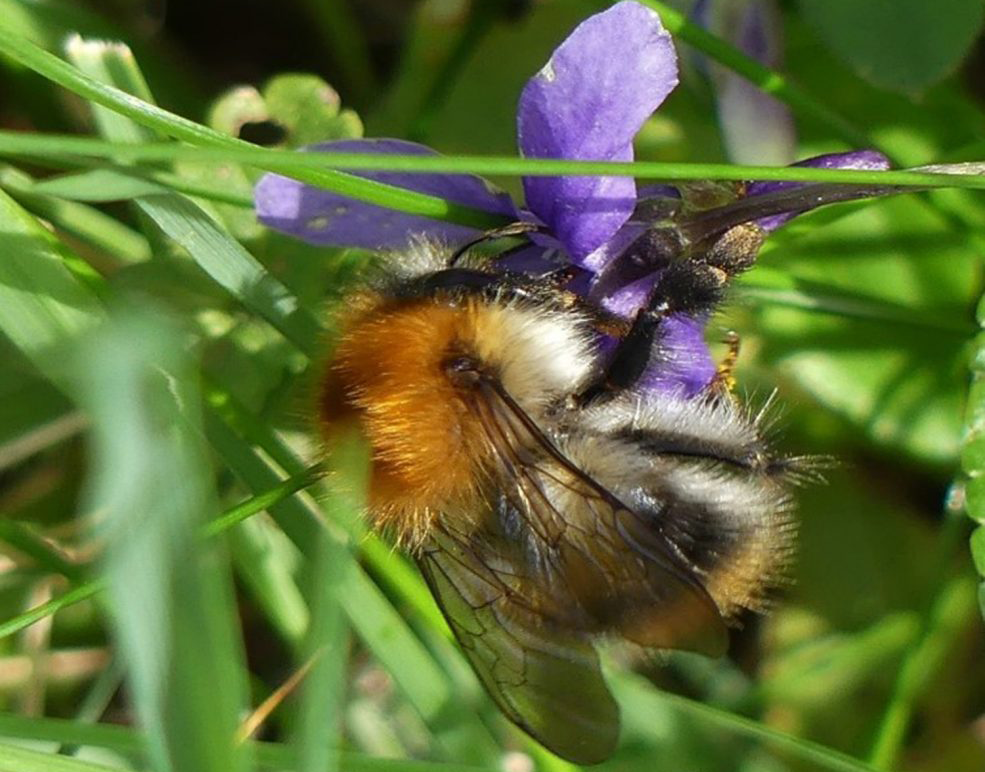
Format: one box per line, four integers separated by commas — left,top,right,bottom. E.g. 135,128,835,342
2,131,984,189
638,0,873,151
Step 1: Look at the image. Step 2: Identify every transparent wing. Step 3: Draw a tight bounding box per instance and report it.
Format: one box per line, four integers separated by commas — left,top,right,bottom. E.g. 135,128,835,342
415,371,731,761
417,526,620,765
472,377,729,656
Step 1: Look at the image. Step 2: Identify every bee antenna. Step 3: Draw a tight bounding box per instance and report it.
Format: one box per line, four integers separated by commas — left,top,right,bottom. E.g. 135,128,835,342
448,221,547,267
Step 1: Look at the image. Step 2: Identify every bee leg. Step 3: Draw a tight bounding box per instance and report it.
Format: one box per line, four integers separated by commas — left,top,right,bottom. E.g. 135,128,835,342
448,221,545,267
577,223,765,403
709,331,741,397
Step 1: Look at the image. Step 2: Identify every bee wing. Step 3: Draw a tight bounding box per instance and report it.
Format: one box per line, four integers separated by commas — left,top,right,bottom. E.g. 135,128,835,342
418,526,620,765
473,378,729,656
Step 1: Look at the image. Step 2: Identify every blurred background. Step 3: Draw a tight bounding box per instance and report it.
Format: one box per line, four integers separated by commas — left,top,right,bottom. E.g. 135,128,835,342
0,1,983,771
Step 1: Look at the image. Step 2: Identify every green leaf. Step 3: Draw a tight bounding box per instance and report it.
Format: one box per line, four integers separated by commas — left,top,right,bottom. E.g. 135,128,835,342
970,526,985,577
227,517,309,649
209,75,362,149
263,74,363,147
798,0,985,94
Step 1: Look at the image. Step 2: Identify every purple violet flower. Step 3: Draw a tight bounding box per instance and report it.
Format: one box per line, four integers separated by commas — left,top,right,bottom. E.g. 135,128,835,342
254,0,889,397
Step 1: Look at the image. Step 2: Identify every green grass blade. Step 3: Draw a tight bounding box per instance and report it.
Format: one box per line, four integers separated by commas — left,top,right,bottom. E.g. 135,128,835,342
866,576,978,769
204,413,500,760
0,22,499,227
293,489,351,772
31,167,251,208
64,35,156,142
201,464,324,539
56,654,125,756
0,186,105,389
0,518,83,582
0,742,134,772
0,464,326,643
0,715,496,772
136,193,323,356
614,671,881,772
73,310,250,772
0,165,151,263
3,131,985,189
292,435,363,772
0,581,104,640
30,168,166,201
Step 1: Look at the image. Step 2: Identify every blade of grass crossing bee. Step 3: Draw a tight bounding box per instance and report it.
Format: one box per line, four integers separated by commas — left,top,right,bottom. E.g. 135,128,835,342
73,311,250,772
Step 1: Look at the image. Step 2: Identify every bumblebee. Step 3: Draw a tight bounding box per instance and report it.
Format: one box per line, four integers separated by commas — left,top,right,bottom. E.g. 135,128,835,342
317,193,811,763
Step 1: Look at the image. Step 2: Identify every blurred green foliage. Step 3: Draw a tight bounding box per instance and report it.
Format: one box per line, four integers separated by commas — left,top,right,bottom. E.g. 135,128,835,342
0,2,982,772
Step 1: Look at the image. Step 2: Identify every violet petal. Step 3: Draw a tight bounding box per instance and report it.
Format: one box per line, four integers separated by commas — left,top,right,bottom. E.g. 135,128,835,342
592,271,715,397
748,149,891,231
597,269,656,318
517,1,678,262
638,314,717,396
254,139,518,249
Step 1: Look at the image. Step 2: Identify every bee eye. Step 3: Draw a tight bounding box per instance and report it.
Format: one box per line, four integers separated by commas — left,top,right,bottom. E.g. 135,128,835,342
443,354,482,387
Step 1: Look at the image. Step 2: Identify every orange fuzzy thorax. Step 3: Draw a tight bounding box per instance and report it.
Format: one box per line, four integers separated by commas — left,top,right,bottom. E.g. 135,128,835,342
318,293,492,546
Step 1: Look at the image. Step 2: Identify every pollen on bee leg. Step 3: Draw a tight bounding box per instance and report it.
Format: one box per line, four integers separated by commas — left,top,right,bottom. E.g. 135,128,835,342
709,331,741,398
